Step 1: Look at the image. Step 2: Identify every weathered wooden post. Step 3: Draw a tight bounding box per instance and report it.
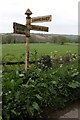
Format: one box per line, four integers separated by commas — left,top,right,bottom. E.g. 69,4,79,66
25,9,32,71
13,9,52,71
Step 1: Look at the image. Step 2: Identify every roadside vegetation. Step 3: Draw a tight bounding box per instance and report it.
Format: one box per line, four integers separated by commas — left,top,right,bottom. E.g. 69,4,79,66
2,50,80,119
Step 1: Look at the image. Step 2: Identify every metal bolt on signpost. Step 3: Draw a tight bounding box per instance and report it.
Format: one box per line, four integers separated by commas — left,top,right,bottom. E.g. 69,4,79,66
13,8,52,71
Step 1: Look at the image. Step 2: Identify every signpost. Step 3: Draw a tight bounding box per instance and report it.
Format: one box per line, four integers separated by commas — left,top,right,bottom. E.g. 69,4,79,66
13,9,52,71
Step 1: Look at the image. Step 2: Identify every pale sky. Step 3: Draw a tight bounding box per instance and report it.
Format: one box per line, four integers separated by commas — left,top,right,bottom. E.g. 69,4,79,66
0,0,79,35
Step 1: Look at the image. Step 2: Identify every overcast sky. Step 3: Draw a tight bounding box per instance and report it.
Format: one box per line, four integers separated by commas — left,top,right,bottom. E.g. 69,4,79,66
0,0,79,35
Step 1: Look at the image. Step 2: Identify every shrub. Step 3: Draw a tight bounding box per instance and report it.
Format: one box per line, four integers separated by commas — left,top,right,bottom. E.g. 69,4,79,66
39,55,52,69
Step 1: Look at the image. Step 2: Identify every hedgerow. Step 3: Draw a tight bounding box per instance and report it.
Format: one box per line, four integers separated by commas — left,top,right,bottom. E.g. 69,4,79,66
2,58,80,119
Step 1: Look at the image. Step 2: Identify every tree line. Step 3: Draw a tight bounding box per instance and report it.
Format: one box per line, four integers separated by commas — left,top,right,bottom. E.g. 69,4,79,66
2,33,78,44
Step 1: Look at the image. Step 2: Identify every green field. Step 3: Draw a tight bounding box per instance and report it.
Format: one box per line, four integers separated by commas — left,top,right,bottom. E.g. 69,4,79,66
2,43,78,62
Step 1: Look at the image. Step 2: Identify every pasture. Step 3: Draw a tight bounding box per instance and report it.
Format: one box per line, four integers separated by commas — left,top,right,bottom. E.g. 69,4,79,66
2,43,78,62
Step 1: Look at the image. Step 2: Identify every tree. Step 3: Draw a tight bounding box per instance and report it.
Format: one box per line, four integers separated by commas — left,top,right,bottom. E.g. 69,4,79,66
57,36,69,45
51,36,57,43
6,34,13,44
13,39,16,44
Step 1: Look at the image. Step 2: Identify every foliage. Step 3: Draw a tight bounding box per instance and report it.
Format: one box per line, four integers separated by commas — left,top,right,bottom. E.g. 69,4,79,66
2,60,80,119
39,55,52,69
2,34,14,44
51,35,70,44
2,34,78,44
2,34,26,44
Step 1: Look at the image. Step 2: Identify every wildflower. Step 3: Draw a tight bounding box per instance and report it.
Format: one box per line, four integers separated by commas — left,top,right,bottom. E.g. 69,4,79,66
31,80,34,83
19,74,24,77
51,52,52,54
60,64,63,68
5,93,8,96
72,54,74,56
71,67,73,70
42,64,44,67
69,50,71,53
73,58,76,61
38,62,40,65
50,56,53,59
60,57,63,61
45,66,47,68
51,67,52,70
71,72,79,77
11,79,14,83
9,91,11,94
74,69,77,71
38,68,41,71
16,70,19,74
66,51,68,53
54,50,58,53
70,59,72,62
29,78,32,80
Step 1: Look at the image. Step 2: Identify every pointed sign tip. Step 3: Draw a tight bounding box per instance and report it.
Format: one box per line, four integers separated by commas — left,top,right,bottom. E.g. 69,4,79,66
25,9,32,16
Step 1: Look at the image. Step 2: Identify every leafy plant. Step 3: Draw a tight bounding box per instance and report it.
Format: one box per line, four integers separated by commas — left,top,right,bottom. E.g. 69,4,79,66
2,54,80,119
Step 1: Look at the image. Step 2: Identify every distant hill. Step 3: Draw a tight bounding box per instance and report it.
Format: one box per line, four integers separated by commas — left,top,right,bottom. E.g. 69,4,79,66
2,33,78,44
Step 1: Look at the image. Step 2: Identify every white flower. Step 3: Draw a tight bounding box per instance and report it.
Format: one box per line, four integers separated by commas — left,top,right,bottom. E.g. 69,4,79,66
9,91,11,94
69,50,71,53
71,67,73,70
60,64,63,68
50,56,53,59
19,74,24,77
38,62,40,65
72,54,74,56
51,52,52,54
42,64,44,67
66,51,69,53
54,51,58,53
38,68,41,71
29,78,32,80
11,79,14,83
60,58,63,61
70,59,72,62
5,93,8,96
73,58,76,61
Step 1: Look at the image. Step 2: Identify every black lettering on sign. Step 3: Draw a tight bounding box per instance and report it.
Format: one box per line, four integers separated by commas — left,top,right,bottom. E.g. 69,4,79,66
31,15,52,23
30,25,48,32
13,22,26,35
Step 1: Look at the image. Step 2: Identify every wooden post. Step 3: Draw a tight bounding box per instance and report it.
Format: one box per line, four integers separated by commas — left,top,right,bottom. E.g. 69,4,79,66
25,9,32,71
13,9,52,71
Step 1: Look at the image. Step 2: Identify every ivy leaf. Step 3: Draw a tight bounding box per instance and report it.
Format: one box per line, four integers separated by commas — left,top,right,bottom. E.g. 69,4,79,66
27,106,34,117
68,81,80,88
32,102,40,111
35,94,43,100
71,72,79,77
51,81,57,85
11,110,16,115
